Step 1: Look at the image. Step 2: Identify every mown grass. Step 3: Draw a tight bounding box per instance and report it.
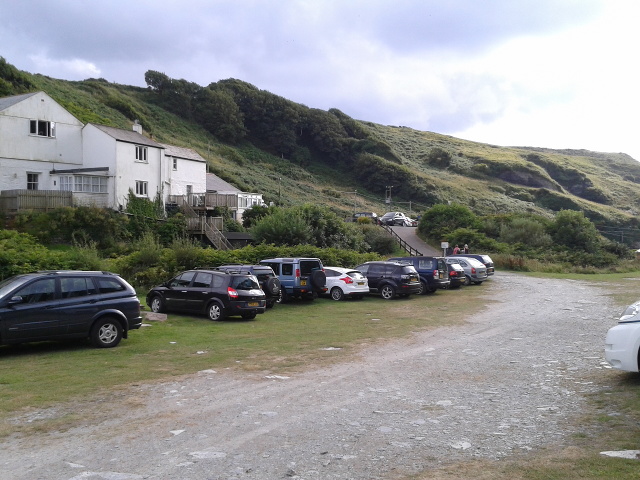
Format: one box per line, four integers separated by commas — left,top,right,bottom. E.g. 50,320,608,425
0,285,486,435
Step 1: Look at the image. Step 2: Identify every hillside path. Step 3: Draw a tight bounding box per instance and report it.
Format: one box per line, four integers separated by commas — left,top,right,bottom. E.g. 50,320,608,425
389,225,441,256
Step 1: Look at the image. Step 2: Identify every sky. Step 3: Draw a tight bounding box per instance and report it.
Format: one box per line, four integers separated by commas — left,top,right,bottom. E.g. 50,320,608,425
2,0,639,160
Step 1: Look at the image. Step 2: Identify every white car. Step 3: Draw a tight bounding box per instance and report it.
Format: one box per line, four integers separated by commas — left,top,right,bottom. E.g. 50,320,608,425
605,301,640,372
445,257,488,285
323,267,369,301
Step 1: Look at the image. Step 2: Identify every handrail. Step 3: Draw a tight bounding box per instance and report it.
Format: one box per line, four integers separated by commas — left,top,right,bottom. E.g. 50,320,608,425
176,197,231,250
379,224,423,256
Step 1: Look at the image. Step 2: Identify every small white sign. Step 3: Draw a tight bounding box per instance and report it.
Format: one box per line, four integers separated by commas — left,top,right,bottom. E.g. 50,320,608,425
441,242,449,249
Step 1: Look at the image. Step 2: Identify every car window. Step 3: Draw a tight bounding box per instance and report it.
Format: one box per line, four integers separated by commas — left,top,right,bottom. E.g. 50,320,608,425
192,272,213,288
61,277,96,298
13,278,57,303
300,260,321,275
261,262,279,275
417,258,434,269
282,264,293,276
348,271,365,280
211,274,226,288
170,271,196,287
95,277,127,294
400,266,418,275
369,264,384,276
325,268,338,277
356,264,369,274
384,264,397,276
231,276,260,290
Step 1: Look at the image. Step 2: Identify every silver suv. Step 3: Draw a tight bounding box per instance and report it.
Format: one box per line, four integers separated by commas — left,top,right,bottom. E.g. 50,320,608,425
259,258,326,303
0,271,142,348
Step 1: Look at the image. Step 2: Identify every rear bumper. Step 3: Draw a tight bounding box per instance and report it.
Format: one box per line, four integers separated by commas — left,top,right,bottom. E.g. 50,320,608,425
605,323,640,372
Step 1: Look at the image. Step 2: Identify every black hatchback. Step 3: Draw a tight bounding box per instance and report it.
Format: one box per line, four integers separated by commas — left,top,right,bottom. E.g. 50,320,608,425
146,270,266,321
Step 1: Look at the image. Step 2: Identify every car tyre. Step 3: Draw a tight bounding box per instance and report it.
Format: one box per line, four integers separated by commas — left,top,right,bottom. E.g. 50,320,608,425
207,301,225,321
464,275,471,286
330,287,344,301
380,284,395,300
91,317,123,348
266,277,281,296
277,288,289,304
417,280,428,295
150,295,165,313
311,270,326,291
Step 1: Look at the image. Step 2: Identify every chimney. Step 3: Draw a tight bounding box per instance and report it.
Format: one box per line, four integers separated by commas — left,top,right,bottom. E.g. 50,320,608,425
132,119,142,135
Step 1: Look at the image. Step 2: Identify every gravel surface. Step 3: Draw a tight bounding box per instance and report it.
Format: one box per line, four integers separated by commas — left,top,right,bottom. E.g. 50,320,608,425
1,272,619,480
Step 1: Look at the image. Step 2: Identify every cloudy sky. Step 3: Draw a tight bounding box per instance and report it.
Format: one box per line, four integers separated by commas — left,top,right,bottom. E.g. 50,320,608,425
2,0,639,160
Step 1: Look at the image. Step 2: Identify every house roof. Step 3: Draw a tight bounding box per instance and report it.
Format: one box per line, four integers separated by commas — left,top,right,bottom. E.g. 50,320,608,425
87,123,163,148
0,92,39,112
206,173,240,193
159,143,206,162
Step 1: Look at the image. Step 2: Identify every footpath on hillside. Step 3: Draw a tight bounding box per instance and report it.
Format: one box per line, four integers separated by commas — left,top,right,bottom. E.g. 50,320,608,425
389,225,441,256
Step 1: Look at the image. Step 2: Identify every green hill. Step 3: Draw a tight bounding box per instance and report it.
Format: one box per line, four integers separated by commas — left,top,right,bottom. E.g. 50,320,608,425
2,57,639,243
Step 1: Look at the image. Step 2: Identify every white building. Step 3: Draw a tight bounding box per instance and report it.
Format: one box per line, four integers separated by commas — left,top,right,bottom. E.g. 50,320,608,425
0,91,206,211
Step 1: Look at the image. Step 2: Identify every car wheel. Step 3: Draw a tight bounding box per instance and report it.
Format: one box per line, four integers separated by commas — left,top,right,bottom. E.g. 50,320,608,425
207,301,225,321
149,295,165,313
380,285,395,300
266,277,281,296
241,312,257,320
266,299,275,309
91,317,123,348
464,275,471,286
277,288,289,304
417,280,428,295
330,287,344,301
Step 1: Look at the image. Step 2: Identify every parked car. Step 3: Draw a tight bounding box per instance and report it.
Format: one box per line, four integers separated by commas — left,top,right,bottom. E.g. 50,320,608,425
215,264,281,308
147,269,266,321
323,266,369,301
605,300,640,372
445,257,488,285
0,270,142,348
446,262,466,289
453,254,495,275
259,258,326,303
387,256,449,294
353,212,378,222
379,211,414,227
354,261,421,299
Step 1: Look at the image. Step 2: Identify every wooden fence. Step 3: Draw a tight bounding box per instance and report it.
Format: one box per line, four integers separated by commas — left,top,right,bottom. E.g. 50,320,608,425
0,189,73,214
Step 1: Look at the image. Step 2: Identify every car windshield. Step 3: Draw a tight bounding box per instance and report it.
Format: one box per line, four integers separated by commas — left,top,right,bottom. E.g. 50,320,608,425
0,275,30,300
230,276,260,290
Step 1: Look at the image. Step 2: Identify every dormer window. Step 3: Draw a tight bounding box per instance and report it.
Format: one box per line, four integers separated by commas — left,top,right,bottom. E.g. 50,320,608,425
30,120,55,138
135,145,148,162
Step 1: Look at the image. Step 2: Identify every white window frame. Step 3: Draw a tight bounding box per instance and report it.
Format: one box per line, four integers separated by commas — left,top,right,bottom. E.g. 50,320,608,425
29,120,56,138
172,158,178,171
135,145,148,163
59,175,107,193
135,180,148,197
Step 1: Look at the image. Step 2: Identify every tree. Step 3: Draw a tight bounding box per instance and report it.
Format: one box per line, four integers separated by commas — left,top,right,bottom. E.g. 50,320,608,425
144,70,170,96
417,204,480,240
547,210,600,253
194,88,246,143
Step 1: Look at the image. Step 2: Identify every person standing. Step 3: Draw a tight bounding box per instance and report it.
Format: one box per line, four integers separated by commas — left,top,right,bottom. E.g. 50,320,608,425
453,244,460,255
463,244,469,253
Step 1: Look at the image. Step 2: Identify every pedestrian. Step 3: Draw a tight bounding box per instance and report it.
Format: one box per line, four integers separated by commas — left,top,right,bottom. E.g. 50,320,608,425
463,244,469,253
453,244,460,255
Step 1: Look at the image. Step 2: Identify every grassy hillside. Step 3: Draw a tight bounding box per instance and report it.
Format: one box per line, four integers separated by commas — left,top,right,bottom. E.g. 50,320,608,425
2,57,640,243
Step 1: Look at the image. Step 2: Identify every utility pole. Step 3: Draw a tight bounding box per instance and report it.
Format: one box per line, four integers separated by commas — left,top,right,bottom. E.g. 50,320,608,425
385,185,393,205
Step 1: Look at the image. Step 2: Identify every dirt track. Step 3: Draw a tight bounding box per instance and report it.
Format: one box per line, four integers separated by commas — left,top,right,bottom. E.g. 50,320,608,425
1,273,618,479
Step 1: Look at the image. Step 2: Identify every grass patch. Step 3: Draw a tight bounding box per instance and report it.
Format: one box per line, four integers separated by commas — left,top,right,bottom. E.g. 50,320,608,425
0,286,486,435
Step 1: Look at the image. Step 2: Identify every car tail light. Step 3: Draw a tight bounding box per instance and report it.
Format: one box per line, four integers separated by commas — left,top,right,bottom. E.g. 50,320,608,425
433,269,438,279
450,271,457,277
471,267,476,274
340,276,354,284
227,287,238,299
296,268,300,277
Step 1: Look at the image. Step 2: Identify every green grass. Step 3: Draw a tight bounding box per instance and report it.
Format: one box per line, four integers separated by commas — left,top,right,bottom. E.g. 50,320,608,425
0,286,484,435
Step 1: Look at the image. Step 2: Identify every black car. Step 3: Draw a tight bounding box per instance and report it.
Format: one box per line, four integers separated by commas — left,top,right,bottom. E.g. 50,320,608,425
452,254,495,275
216,264,281,308
354,261,421,299
0,270,142,348
387,256,450,294
147,269,266,321
446,262,466,289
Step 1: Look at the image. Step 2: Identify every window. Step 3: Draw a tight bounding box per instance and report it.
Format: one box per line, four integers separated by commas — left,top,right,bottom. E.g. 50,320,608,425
95,277,126,294
60,175,107,193
192,272,213,288
172,158,177,171
14,279,56,304
29,120,55,138
135,181,148,197
135,145,148,162
27,173,39,190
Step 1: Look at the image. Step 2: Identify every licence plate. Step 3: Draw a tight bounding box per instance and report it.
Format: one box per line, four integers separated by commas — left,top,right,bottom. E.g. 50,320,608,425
248,302,259,307
357,282,364,285
300,280,307,286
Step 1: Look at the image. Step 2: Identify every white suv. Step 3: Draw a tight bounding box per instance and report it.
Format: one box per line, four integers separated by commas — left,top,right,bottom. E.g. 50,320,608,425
605,301,640,372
